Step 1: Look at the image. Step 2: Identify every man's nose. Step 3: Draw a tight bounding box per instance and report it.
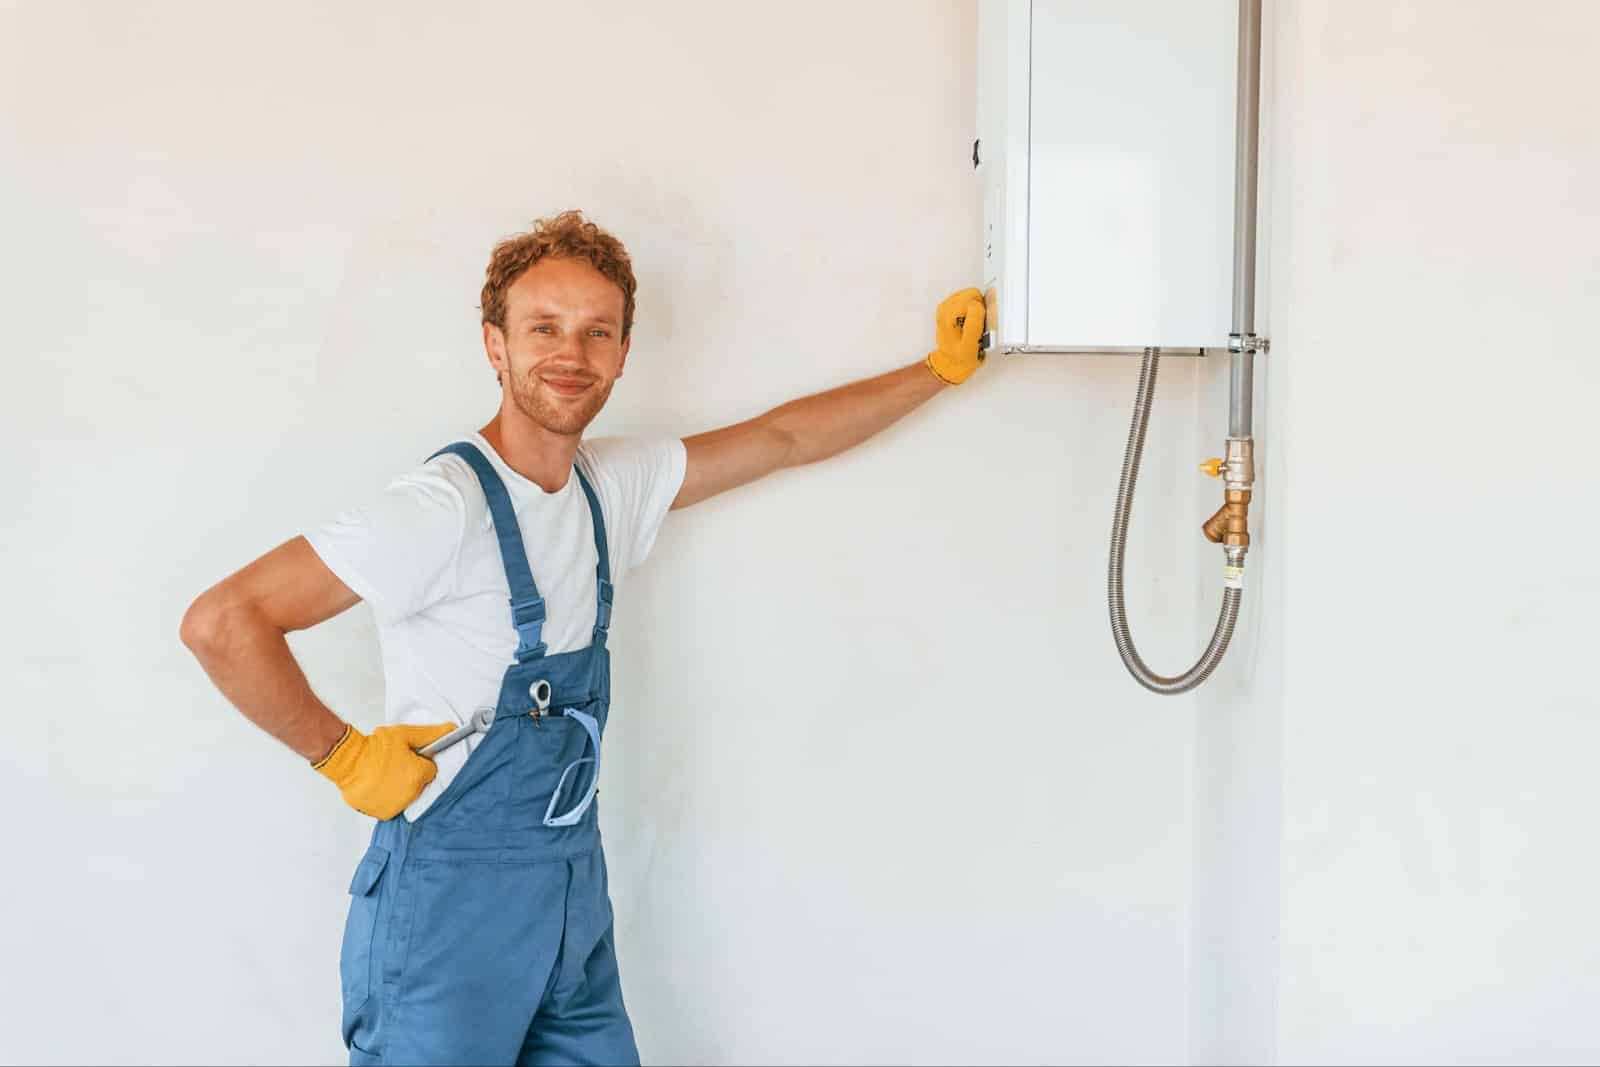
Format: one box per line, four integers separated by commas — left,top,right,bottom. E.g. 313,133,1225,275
546,332,585,364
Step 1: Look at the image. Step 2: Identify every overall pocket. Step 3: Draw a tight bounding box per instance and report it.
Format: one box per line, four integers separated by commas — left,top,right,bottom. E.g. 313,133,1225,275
339,844,390,1019
408,717,514,831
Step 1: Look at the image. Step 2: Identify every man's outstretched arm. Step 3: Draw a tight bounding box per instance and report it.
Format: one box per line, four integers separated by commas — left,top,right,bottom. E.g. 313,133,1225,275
672,288,986,510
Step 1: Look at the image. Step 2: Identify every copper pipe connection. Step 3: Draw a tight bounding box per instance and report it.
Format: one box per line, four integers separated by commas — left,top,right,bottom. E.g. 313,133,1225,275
1202,488,1252,547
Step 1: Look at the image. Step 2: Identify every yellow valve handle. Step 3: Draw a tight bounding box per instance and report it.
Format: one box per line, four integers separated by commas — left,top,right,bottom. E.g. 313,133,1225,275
1199,457,1224,478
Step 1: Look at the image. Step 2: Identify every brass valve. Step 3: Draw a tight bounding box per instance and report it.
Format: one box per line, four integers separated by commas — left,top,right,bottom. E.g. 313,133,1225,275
1202,489,1252,548
1201,441,1253,547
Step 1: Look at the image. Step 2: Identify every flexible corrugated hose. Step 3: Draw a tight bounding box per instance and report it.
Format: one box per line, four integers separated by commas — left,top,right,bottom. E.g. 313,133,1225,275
1107,347,1241,694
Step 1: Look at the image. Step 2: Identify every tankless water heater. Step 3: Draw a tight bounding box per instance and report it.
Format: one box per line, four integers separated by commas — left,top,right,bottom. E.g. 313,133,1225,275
976,0,1242,355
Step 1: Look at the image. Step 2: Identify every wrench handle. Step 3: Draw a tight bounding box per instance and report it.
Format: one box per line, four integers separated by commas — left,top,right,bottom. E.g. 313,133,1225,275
417,721,473,759
417,707,495,759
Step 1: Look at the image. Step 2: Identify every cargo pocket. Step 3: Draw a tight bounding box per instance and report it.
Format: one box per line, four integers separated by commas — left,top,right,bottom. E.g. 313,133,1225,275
339,844,390,1020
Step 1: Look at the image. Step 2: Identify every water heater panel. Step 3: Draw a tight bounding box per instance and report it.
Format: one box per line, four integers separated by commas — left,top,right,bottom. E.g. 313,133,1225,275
977,0,1240,353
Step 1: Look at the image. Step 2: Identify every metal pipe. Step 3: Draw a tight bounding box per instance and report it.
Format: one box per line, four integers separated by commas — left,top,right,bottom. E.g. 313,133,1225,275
1228,357,1254,440
1229,0,1263,439
1108,348,1242,694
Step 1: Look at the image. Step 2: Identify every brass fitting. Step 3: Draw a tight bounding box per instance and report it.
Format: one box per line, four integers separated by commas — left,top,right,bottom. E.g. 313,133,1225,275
1202,488,1252,547
1200,438,1254,547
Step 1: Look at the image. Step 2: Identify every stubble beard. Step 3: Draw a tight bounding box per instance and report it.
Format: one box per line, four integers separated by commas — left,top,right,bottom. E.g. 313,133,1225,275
507,370,614,437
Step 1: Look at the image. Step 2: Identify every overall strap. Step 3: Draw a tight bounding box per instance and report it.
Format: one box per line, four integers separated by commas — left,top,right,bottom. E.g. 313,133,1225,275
572,464,614,648
428,442,549,661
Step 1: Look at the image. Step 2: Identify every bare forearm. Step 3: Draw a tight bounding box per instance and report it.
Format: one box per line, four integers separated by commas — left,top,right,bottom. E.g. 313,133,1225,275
768,359,944,469
674,359,949,509
182,602,349,762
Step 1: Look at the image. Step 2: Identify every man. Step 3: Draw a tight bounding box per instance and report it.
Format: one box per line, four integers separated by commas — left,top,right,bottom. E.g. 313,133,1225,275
179,209,986,1066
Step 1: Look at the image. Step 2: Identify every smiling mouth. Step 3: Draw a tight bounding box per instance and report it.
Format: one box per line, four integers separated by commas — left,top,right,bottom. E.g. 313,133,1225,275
540,376,593,397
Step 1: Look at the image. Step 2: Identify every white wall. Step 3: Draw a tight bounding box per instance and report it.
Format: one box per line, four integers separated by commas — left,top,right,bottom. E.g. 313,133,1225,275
1,3,1203,1063
1192,1,1600,1064
14,3,1585,1063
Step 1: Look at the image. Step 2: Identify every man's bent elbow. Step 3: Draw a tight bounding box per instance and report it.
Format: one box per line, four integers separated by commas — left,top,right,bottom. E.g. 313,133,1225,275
180,587,240,657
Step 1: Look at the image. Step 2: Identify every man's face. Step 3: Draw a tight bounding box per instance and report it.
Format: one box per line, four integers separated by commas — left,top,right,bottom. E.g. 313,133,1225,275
485,256,630,436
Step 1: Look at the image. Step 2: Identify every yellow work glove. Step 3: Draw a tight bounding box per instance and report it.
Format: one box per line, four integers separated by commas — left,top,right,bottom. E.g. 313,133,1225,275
311,721,456,820
924,287,988,385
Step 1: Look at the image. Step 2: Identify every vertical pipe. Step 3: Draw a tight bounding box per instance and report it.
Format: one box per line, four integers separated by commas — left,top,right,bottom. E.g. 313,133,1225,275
1229,0,1263,439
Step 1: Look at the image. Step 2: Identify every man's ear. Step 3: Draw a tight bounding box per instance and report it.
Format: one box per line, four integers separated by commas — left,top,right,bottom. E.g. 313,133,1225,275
617,334,630,379
483,322,507,381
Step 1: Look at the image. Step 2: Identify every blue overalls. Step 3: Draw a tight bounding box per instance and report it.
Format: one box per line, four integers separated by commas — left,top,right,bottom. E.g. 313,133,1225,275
337,441,639,1066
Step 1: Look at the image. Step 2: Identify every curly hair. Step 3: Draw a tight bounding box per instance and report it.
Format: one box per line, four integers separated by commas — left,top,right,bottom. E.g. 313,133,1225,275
480,210,637,340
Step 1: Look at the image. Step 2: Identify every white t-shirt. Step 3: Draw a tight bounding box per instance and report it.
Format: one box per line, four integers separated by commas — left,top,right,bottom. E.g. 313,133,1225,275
305,431,687,821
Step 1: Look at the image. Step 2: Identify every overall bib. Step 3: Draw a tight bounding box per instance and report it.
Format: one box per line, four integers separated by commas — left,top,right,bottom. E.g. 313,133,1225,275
337,441,639,1066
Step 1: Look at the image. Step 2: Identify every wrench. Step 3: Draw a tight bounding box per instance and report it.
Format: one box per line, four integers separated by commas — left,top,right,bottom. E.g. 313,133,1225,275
528,678,552,725
417,705,496,759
